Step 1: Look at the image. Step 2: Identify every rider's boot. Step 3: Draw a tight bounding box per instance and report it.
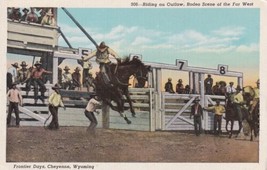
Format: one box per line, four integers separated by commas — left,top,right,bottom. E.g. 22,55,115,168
102,72,114,87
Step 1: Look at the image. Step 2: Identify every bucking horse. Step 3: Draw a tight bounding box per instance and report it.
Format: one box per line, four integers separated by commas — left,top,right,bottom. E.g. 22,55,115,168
94,56,150,124
225,86,259,141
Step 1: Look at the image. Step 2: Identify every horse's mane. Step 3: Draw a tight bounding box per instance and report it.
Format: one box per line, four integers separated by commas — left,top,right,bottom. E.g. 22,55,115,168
116,56,145,66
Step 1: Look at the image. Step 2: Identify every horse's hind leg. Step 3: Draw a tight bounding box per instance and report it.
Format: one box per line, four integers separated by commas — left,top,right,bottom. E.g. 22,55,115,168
125,90,136,117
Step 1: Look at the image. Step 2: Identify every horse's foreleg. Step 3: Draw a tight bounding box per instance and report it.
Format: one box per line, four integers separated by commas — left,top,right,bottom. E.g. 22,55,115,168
230,120,234,138
125,90,136,117
236,120,243,138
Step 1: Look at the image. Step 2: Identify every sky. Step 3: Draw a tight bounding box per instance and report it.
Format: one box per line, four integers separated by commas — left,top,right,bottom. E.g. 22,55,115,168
7,8,260,86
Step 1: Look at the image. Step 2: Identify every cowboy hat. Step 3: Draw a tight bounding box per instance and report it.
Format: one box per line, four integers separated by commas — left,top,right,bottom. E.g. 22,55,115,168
168,78,172,81
11,62,19,68
74,67,81,71
34,61,42,66
178,79,183,83
20,61,28,67
52,83,61,90
98,41,108,51
229,82,234,85
46,9,53,16
64,66,70,70
22,8,29,13
216,99,220,104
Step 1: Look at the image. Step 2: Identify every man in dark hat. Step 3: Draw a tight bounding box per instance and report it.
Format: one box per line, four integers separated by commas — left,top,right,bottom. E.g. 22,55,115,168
204,74,213,95
190,98,203,136
204,100,226,135
47,84,65,130
176,79,184,94
20,8,29,21
30,61,52,104
164,78,174,93
71,67,82,90
84,94,101,135
82,41,121,86
18,61,29,84
7,83,23,127
61,66,72,90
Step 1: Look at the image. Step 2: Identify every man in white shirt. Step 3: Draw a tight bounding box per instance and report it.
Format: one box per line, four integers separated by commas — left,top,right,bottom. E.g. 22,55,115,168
7,83,23,127
84,94,101,135
7,62,19,89
226,82,236,95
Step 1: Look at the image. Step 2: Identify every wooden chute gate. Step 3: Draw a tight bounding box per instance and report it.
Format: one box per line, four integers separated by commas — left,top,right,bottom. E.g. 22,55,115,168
146,59,243,131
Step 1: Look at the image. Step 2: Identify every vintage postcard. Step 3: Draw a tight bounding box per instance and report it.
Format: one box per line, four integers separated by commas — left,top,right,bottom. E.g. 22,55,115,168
1,0,266,170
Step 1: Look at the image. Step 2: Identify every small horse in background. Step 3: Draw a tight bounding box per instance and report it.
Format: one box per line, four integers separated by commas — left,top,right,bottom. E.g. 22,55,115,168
94,56,149,124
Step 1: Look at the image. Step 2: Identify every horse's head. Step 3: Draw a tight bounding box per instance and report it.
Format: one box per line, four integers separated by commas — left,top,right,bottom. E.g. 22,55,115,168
131,56,150,88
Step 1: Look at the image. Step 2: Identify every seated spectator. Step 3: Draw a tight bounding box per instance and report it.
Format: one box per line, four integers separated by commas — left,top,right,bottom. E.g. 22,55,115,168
26,8,38,23
72,67,82,90
41,9,56,26
184,85,190,94
38,8,47,24
8,8,21,21
176,79,184,94
212,82,221,95
164,78,175,93
20,8,29,21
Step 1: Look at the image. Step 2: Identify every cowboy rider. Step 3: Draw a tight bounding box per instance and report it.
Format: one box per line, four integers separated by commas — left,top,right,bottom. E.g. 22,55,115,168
233,85,244,121
250,79,259,114
82,41,121,86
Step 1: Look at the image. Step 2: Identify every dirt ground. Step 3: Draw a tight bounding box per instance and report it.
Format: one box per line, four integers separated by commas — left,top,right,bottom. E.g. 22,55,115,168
6,126,259,162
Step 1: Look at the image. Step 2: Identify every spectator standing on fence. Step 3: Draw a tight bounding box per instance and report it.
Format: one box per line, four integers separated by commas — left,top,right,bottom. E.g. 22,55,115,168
20,8,29,21
164,78,174,93
190,98,203,136
7,62,19,89
176,79,184,94
78,56,93,87
8,8,21,21
31,61,52,104
7,83,23,127
17,61,29,84
204,100,225,136
226,82,236,96
62,66,73,90
38,8,47,24
72,67,82,90
47,84,65,130
204,74,213,95
26,8,38,23
84,94,101,135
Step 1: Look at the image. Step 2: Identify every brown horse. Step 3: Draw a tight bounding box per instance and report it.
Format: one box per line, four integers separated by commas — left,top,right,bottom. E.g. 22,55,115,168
225,86,258,141
243,86,259,140
94,56,149,124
